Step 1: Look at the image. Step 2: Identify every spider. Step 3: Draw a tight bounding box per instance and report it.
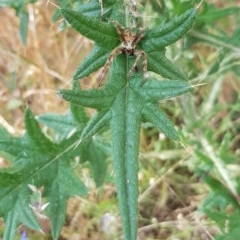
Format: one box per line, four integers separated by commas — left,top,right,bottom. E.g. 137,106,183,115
98,21,147,83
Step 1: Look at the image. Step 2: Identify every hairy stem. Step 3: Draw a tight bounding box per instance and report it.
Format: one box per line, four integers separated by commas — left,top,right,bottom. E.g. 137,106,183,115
125,0,138,28
124,0,130,28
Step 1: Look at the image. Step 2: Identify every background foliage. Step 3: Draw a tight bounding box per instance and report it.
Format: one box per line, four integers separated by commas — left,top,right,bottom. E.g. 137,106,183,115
0,0,239,239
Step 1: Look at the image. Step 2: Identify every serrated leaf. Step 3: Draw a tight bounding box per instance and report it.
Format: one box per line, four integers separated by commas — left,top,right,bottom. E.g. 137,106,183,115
0,128,32,161
138,79,192,101
70,80,89,125
101,0,125,24
63,56,141,239
142,103,179,141
0,173,21,214
52,0,97,22
61,9,119,48
0,109,89,240
110,70,142,240
49,161,87,239
60,6,196,240
80,109,111,140
60,51,192,239
37,80,89,139
37,112,79,138
25,109,56,153
73,45,110,79
3,188,40,240
74,0,101,18
142,8,197,52
79,140,109,187
89,140,109,187
70,103,89,126
0,135,39,168
72,0,125,23
148,51,187,80
59,85,116,109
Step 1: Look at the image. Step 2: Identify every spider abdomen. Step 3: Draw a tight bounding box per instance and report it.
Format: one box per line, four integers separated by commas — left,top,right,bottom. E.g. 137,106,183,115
121,47,135,56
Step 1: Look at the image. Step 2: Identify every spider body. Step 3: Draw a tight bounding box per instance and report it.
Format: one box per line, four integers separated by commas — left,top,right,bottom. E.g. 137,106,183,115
98,22,147,84
120,29,138,55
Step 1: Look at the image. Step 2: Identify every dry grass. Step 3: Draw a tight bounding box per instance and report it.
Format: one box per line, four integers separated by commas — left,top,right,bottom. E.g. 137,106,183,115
0,1,92,132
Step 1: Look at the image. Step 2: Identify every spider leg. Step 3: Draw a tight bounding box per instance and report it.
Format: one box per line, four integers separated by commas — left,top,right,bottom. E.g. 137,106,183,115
112,20,125,42
128,50,148,78
97,47,122,86
133,26,145,45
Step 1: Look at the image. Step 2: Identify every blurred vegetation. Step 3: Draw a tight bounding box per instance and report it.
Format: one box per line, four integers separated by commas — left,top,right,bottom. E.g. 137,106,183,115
0,0,240,239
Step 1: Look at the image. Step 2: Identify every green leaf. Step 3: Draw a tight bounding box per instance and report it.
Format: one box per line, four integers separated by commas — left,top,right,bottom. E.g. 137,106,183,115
58,5,196,240
0,109,88,240
37,112,80,139
203,174,240,209
61,9,119,48
215,211,240,240
48,161,87,239
80,109,111,140
37,113,77,137
142,103,179,141
70,79,90,126
25,108,57,153
139,79,192,101
73,0,125,22
0,128,35,162
59,71,124,110
59,87,115,109
142,8,197,52
148,51,187,80
3,188,41,240
100,0,125,24
200,173,240,240
81,140,110,187
62,56,140,239
90,141,109,187
0,102,112,238
0,173,22,214
73,45,110,79
37,84,89,140
109,60,142,239
60,44,193,238
74,0,101,18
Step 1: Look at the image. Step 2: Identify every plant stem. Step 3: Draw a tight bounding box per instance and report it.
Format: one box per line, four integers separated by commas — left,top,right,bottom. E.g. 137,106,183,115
124,0,130,28
125,0,137,28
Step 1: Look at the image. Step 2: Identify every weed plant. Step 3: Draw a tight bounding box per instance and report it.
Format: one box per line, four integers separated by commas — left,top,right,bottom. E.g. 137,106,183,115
0,0,239,240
